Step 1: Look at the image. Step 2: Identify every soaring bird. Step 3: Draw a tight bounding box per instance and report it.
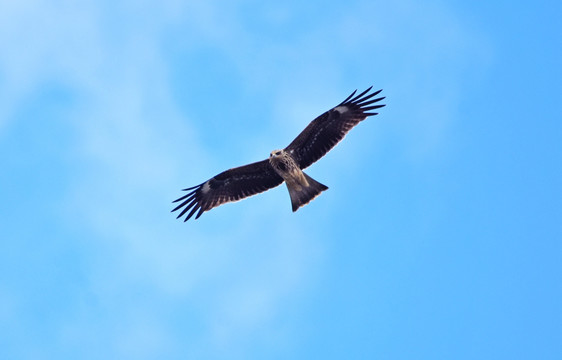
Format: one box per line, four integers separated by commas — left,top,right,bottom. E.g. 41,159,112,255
172,87,385,221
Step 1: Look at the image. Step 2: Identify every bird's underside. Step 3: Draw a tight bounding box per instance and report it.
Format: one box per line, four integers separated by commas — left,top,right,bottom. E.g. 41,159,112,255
172,86,385,221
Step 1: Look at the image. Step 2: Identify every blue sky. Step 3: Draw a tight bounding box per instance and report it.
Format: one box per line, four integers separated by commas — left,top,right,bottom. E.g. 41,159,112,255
1,0,560,359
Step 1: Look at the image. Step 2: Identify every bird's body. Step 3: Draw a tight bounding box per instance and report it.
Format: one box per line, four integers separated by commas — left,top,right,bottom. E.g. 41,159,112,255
269,149,328,211
172,87,385,221
269,149,310,190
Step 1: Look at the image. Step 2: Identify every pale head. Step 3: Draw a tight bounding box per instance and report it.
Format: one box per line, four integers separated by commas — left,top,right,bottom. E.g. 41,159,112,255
270,149,283,158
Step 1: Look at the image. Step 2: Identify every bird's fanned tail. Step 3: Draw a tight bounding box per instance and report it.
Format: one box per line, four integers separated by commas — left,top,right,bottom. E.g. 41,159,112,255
287,172,328,212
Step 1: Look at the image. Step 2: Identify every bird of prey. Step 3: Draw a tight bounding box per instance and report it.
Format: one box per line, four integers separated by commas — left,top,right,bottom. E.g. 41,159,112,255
172,86,385,221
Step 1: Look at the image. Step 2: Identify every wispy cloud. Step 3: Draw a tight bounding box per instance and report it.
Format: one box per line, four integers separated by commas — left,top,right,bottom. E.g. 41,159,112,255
0,1,323,356
1,0,491,358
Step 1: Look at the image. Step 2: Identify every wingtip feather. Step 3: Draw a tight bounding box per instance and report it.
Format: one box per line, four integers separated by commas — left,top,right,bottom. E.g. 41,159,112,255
340,89,358,104
177,198,197,218
350,87,372,103
185,205,201,221
195,207,205,219
172,192,193,204
182,182,204,191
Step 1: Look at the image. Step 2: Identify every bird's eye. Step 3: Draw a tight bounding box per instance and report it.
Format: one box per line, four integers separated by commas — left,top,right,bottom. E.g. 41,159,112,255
276,151,281,155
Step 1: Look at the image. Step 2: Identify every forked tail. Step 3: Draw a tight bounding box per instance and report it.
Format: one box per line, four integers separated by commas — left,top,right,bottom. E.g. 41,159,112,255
287,172,328,212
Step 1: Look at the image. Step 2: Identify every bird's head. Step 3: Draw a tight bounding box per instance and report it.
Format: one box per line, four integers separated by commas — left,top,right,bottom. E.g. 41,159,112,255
270,149,283,158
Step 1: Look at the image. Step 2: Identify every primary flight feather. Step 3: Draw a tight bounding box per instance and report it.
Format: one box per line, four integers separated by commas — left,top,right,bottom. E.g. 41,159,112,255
172,86,385,221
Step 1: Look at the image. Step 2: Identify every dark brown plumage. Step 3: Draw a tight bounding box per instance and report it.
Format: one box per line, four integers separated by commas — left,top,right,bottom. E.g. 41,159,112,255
171,160,283,221
172,87,385,221
286,87,385,169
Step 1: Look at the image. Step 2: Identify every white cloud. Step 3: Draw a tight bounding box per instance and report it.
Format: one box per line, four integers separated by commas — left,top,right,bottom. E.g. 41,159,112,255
0,0,102,129
1,0,490,357
0,0,320,356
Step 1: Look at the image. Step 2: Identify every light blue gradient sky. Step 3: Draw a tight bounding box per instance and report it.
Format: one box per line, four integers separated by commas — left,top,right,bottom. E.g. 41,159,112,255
1,1,560,359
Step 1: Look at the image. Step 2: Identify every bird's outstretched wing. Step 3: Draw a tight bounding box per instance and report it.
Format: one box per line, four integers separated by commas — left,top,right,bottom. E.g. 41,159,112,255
285,87,385,169
172,159,283,221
